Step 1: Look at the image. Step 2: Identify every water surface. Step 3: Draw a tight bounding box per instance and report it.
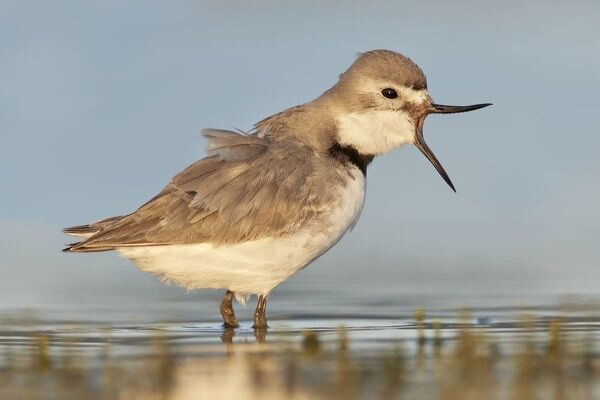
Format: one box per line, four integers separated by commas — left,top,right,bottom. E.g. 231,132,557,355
2,274,599,399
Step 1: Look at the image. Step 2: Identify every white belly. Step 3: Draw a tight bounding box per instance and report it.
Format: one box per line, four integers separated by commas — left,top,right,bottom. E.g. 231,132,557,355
117,167,365,298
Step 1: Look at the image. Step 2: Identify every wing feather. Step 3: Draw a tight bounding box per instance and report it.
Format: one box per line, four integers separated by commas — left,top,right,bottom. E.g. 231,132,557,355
65,130,346,252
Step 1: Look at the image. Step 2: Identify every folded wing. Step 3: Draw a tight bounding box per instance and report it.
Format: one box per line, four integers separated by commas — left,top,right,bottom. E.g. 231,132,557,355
65,129,340,252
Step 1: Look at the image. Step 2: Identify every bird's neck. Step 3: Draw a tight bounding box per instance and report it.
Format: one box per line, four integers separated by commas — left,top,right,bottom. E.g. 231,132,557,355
255,100,336,150
328,143,374,175
255,99,376,174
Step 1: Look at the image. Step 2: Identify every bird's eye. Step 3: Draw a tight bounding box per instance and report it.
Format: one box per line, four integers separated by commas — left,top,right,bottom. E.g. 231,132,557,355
381,88,398,99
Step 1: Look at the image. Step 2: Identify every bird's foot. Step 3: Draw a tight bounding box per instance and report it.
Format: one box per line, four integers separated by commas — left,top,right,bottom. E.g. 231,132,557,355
252,294,269,330
220,290,239,328
220,326,235,343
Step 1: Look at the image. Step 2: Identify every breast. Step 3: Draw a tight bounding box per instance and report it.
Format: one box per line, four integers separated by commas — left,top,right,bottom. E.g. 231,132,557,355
320,165,366,240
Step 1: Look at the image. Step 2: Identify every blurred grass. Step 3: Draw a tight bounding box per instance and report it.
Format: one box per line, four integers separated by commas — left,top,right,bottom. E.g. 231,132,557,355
0,310,598,400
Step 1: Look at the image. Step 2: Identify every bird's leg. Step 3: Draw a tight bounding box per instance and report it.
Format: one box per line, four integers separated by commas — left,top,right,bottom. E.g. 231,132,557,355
220,290,239,328
253,294,269,329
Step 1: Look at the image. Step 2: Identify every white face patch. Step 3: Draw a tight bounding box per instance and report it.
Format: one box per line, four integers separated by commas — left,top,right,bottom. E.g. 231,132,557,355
396,87,429,104
334,81,430,155
335,109,416,155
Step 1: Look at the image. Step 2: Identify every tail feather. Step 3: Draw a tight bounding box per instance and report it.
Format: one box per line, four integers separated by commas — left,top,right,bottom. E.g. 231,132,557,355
62,215,128,253
63,224,97,237
62,242,115,252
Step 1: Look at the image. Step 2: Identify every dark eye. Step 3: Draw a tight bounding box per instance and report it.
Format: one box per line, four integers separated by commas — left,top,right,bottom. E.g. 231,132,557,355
381,88,398,99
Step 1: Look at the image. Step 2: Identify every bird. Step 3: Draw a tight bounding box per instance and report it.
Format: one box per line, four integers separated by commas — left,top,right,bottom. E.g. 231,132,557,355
63,49,491,329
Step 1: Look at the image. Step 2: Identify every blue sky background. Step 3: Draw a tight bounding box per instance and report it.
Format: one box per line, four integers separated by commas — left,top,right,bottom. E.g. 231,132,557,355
1,1,599,320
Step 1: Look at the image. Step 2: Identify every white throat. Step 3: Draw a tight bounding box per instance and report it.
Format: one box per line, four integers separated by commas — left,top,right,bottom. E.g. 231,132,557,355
335,110,416,155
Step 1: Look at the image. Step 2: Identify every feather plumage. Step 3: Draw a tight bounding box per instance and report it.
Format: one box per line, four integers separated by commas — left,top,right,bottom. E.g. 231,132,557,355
65,129,352,252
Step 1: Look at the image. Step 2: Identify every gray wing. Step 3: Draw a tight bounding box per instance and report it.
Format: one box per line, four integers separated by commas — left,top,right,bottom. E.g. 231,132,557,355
66,129,344,251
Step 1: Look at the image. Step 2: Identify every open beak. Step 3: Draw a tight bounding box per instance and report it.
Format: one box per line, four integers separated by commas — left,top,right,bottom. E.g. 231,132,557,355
430,103,492,114
414,102,492,192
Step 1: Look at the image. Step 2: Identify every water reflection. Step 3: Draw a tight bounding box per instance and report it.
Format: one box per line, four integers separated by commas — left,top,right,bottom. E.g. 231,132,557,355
1,307,599,399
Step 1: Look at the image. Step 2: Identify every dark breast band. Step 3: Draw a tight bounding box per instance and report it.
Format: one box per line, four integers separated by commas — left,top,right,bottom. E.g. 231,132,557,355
329,143,374,176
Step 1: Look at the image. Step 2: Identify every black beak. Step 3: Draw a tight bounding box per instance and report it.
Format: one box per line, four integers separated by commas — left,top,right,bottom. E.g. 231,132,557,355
414,102,492,192
414,129,456,192
430,103,492,114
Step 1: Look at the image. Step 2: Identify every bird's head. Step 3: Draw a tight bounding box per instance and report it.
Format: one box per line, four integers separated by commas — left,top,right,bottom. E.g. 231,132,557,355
326,49,491,191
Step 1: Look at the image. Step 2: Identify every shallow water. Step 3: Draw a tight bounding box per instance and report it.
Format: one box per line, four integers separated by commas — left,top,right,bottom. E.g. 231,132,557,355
2,246,600,399
2,284,600,399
